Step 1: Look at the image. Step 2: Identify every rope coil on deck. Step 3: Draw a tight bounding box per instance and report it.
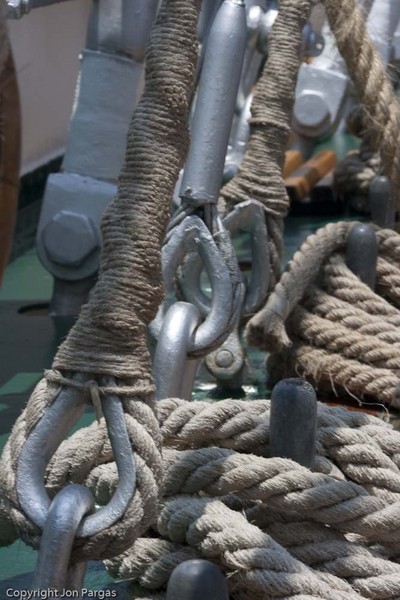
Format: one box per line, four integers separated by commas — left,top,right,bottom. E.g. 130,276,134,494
247,221,400,409
24,397,400,599
0,0,400,597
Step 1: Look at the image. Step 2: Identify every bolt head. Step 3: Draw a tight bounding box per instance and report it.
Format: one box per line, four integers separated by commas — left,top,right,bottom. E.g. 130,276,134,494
42,210,100,267
293,93,331,133
215,349,235,368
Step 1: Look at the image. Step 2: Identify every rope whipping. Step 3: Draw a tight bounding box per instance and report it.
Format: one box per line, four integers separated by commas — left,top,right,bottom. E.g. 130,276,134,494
0,0,201,561
247,221,400,409
218,0,312,293
29,397,400,599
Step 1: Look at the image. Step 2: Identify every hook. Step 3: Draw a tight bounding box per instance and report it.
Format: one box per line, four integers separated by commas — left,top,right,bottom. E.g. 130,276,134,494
345,223,378,291
269,378,317,468
166,560,229,600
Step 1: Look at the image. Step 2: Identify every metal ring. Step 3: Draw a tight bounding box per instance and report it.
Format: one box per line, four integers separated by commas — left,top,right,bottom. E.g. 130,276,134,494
16,373,136,538
150,215,242,357
32,484,95,590
179,200,269,318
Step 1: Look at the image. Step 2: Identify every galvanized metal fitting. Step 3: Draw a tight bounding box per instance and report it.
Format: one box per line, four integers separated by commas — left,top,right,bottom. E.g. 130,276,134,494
16,374,136,539
7,0,30,19
41,210,101,269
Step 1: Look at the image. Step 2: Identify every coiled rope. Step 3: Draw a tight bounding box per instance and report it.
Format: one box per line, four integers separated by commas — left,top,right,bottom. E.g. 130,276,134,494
0,0,201,561
247,221,400,409
1,0,400,598
30,397,400,599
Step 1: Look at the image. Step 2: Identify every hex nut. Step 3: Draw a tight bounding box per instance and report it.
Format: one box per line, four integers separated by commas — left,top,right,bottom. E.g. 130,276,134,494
42,210,100,267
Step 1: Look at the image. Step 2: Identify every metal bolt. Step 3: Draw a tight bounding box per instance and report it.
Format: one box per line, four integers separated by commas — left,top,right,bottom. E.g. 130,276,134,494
214,349,234,368
293,93,330,132
42,210,100,268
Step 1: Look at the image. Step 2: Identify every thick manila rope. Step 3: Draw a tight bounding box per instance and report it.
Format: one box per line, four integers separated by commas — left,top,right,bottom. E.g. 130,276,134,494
41,397,400,504
0,0,201,561
322,0,400,210
30,399,400,597
106,525,400,600
247,221,400,408
82,449,400,553
119,496,367,600
101,454,400,598
218,0,312,292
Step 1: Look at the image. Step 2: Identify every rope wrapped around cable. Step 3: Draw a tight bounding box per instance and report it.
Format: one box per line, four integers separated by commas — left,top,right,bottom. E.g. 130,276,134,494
25,395,400,599
218,0,311,292
247,221,400,409
0,0,201,561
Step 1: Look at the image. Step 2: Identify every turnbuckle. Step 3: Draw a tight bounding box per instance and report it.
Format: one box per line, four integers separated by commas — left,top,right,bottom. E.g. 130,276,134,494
16,373,136,541
32,485,95,592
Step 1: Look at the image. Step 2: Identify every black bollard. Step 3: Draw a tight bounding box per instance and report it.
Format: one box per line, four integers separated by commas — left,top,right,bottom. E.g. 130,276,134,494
345,223,378,291
166,560,229,600
369,176,395,229
270,378,317,468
